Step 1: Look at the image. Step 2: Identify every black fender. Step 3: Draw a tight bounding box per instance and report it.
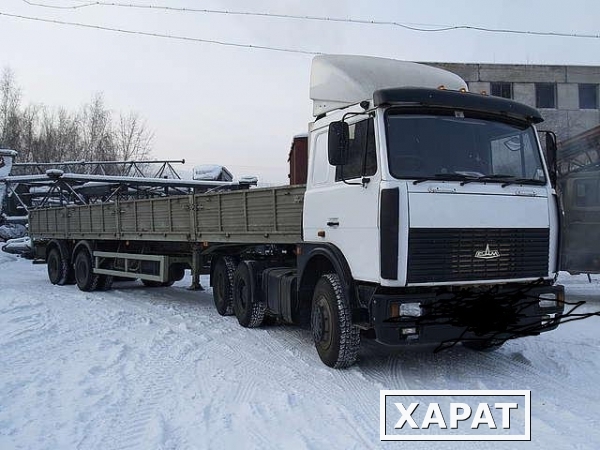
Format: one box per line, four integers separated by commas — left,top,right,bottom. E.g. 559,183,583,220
72,240,95,262
297,243,356,308
47,239,72,264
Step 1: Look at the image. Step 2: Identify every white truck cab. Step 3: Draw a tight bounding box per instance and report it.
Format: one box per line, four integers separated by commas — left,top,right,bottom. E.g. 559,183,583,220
300,55,563,361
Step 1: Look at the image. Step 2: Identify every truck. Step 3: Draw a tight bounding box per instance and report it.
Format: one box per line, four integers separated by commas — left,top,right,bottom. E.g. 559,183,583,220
27,55,565,368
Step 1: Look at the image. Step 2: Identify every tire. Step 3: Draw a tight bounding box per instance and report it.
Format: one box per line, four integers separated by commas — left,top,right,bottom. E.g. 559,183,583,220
462,339,504,352
169,264,186,282
47,247,71,285
212,257,236,316
97,275,114,291
74,249,99,292
233,261,266,328
311,273,360,368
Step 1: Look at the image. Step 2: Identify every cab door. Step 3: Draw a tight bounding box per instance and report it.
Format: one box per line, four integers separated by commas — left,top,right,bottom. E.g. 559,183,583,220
303,117,381,282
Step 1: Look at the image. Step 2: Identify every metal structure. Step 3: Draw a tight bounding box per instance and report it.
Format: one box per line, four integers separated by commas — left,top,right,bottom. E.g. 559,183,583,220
10,159,185,179
557,126,600,276
0,171,255,216
1,158,260,218
558,126,600,175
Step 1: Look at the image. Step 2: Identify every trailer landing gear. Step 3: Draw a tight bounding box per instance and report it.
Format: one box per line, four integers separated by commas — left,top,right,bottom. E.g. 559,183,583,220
188,247,204,291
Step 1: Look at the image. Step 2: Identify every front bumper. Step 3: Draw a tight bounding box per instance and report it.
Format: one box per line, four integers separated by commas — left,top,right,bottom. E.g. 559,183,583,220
370,283,565,347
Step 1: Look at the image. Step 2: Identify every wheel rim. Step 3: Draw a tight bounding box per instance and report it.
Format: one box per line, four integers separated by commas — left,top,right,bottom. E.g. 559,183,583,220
76,256,88,284
48,253,59,280
312,296,333,350
237,279,248,312
215,271,225,304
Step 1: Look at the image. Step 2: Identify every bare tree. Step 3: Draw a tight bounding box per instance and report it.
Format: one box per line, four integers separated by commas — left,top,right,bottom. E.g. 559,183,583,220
18,104,40,162
79,93,116,162
0,69,154,167
115,111,153,161
0,67,22,150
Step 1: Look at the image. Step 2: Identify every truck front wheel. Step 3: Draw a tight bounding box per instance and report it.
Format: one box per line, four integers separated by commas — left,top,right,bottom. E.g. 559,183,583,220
311,273,360,368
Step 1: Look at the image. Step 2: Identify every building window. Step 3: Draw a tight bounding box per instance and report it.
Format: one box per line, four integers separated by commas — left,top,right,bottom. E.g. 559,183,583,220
535,83,556,108
579,84,598,109
491,82,512,99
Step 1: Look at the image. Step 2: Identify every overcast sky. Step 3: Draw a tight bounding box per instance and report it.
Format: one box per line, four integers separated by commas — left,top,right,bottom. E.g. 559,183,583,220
1,0,600,183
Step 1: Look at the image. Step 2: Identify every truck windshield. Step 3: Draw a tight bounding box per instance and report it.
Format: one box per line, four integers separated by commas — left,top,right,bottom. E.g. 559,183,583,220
385,112,546,185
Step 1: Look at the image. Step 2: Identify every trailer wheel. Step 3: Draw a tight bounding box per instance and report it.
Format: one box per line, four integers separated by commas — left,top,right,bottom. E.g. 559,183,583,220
47,247,71,285
213,257,236,316
74,249,99,292
462,339,504,352
311,273,360,368
233,261,266,327
169,264,186,282
97,275,114,291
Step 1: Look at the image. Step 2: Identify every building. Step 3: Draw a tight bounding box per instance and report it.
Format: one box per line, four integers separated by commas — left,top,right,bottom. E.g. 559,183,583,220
428,63,600,140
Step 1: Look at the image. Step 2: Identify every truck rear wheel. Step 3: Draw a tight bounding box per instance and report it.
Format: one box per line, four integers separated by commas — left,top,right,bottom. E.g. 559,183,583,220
47,247,71,285
213,257,236,316
74,249,100,292
311,273,360,368
233,261,266,328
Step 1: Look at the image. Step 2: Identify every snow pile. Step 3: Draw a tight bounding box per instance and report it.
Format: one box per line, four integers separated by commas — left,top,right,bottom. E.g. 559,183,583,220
0,253,599,449
1,236,32,256
0,223,27,241
192,164,233,182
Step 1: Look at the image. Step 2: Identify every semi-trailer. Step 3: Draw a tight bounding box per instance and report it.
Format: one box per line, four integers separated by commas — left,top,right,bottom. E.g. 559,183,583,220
28,55,565,368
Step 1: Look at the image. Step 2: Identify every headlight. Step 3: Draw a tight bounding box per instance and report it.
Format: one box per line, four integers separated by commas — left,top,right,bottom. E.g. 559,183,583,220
400,302,422,317
539,293,557,308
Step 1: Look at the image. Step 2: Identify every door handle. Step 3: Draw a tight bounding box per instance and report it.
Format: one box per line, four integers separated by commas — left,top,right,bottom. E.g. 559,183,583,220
327,221,339,227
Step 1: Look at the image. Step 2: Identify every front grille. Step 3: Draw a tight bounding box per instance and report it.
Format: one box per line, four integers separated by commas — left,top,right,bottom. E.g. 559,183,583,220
407,228,549,283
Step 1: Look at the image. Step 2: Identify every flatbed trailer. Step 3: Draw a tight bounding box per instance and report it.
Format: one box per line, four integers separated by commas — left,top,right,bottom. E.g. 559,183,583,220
30,185,304,287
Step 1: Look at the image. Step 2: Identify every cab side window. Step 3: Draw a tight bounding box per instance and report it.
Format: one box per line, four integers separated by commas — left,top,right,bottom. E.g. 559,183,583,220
311,132,330,185
335,118,377,181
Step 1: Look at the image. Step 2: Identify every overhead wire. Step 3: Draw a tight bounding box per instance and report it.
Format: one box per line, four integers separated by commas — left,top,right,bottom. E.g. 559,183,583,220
19,0,600,39
0,11,320,55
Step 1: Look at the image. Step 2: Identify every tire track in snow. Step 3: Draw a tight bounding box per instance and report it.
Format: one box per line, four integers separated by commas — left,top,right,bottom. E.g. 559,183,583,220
2,305,145,372
79,328,193,450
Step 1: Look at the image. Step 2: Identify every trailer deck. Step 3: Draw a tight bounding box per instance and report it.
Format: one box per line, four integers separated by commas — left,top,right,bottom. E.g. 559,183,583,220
29,185,305,244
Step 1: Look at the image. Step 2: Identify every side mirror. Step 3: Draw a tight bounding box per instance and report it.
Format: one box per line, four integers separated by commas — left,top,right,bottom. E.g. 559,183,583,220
328,121,349,166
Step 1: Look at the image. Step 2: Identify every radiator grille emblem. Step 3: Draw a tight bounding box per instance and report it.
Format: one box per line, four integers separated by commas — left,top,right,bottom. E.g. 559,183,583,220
475,244,501,259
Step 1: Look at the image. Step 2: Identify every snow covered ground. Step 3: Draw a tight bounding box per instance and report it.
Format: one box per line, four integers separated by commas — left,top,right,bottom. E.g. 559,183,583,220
1,251,599,450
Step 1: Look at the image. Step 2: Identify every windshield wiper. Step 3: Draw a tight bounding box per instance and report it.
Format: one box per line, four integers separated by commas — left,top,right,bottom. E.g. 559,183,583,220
500,178,546,187
412,173,478,185
459,174,515,186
